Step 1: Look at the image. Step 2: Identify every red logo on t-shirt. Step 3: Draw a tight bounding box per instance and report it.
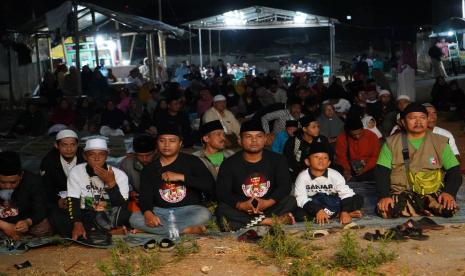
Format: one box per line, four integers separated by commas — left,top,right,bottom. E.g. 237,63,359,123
242,173,270,198
0,201,19,219
159,182,187,203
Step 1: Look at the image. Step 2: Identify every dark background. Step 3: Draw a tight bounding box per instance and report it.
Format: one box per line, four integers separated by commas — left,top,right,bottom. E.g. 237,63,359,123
0,0,461,62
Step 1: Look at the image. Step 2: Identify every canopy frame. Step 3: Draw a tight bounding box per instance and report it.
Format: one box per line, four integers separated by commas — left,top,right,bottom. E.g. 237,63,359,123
183,6,338,71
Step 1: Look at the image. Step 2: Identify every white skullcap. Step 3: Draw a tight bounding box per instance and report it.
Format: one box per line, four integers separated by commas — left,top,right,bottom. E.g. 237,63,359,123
213,95,227,102
378,90,391,96
56,129,78,141
397,95,411,101
84,138,108,152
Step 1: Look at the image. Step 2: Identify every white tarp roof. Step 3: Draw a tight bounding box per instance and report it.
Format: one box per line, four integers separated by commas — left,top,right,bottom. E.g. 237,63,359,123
183,6,338,30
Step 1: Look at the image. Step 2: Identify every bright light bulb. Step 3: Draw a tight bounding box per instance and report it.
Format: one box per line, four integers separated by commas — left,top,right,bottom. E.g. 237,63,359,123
95,35,104,45
448,31,454,36
294,12,307,24
224,10,246,26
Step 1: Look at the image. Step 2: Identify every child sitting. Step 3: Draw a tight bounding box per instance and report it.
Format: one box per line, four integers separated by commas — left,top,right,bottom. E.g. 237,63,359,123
294,142,364,225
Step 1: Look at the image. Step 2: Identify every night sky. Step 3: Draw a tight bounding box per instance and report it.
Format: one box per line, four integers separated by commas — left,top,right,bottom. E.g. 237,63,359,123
0,0,443,31
0,0,462,61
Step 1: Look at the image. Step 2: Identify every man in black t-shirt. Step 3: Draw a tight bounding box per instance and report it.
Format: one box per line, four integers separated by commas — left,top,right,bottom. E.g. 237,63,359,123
129,125,214,237
0,151,51,240
216,121,297,231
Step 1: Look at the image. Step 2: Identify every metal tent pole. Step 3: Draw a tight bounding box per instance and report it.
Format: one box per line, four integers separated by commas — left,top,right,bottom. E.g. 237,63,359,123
188,25,193,64
61,37,67,64
329,21,336,77
218,30,221,58
198,29,203,68
208,29,212,65
73,3,82,94
35,35,42,83
129,35,136,64
7,45,14,107
91,11,99,68
148,33,157,81
47,36,53,71
115,22,123,66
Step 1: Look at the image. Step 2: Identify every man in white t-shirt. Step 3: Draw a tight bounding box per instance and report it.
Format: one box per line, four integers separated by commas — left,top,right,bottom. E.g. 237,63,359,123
50,138,129,242
423,103,463,170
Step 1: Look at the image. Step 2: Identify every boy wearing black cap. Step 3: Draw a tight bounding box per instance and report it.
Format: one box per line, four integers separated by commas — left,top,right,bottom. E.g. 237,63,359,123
294,143,363,225
130,125,214,236
216,120,297,231
376,103,462,218
335,115,380,181
193,120,235,180
0,151,51,240
283,115,332,179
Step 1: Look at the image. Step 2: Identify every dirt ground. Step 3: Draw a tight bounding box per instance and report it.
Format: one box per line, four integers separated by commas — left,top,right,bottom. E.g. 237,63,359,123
2,225,465,275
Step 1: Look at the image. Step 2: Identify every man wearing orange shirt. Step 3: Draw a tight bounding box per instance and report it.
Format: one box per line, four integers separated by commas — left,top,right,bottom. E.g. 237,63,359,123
335,116,381,182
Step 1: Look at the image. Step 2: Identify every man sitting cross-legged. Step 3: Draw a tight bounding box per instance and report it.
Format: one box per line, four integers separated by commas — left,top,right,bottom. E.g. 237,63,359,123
376,103,462,218
294,143,363,225
40,129,85,212
49,138,130,240
0,151,52,240
130,125,214,236
215,120,297,231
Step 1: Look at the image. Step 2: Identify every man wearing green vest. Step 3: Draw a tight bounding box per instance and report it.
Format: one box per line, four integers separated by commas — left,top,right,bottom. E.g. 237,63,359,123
193,120,235,180
376,103,462,218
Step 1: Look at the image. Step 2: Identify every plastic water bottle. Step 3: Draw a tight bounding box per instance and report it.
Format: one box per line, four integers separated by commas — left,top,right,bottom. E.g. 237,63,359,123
168,210,180,240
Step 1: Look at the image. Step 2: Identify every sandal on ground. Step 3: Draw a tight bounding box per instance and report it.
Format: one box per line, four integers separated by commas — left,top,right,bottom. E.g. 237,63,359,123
237,229,262,243
79,229,112,247
312,230,329,238
402,227,429,241
363,229,407,242
158,238,175,251
416,217,445,231
343,222,365,230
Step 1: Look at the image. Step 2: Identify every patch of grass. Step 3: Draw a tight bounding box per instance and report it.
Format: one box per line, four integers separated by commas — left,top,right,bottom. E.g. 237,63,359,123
246,255,270,266
333,231,397,274
221,216,231,232
174,236,200,257
301,217,315,240
258,220,306,260
97,239,161,276
288,259,328,276
205,218,220,233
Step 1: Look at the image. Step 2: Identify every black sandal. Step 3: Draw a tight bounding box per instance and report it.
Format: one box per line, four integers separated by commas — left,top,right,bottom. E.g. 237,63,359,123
416,217,445,231
158,238,175,251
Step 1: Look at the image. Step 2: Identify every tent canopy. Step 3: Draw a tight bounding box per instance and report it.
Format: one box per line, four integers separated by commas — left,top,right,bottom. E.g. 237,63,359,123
182,6,337,71
430,17,465,37
15,1,187,39
183,6,338,30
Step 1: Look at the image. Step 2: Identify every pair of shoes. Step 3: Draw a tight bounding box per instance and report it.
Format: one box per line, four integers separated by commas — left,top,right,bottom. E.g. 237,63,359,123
143,238,175,251
394,219,429,241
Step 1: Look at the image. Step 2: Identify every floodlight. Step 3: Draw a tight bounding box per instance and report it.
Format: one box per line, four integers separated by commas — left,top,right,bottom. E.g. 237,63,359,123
448,31,454,36
346,15,352,20
294,12,307,24
95,35,105,45
224,10,246,26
